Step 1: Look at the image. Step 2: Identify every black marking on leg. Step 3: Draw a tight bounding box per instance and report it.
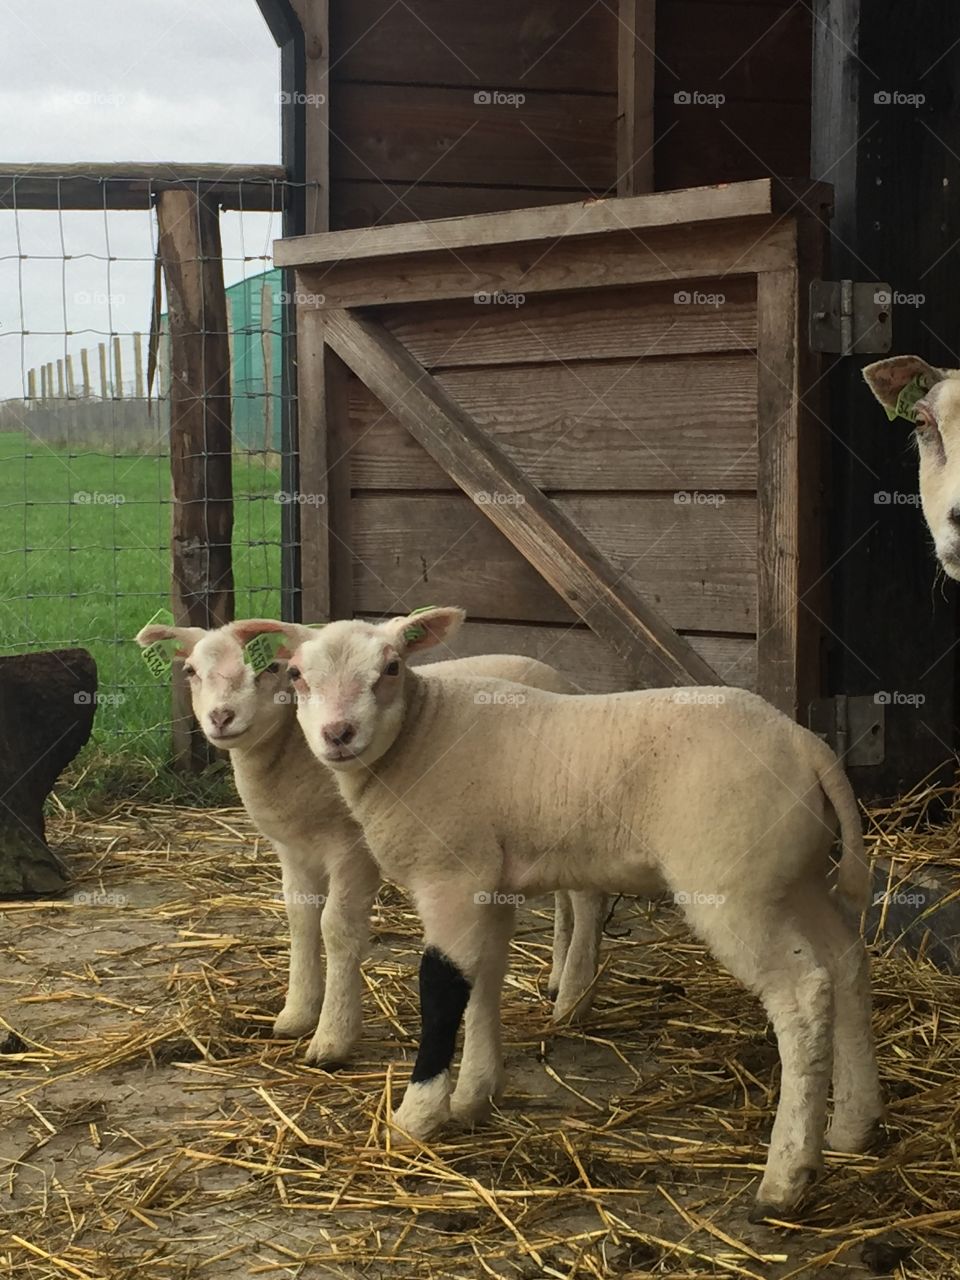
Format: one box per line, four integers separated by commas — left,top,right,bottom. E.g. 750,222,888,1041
410,946,472,1084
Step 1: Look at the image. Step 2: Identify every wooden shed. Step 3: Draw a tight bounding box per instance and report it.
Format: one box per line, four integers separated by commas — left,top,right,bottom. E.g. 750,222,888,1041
258,0,960,798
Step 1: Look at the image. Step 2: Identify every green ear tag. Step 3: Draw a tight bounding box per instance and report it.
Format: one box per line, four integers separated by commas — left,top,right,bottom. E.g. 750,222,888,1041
887,374,931,423
243,631,286,674
404,604,437,643
140,607,178,678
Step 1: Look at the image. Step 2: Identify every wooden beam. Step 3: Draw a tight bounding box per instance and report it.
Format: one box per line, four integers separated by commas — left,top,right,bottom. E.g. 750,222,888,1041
112,337,123,399
297,308,352,621
157,188,235,772
289,0,329,233
80,348,91,398
322,308,720,688
0,162,287,211
275,177,831,268
617,0,656,195
97,344,108,399
133,332,144,399
261,280,274,452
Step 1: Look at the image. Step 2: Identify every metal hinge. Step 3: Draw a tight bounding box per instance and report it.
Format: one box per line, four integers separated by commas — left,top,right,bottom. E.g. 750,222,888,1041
809,280,893,355
808,694,885,766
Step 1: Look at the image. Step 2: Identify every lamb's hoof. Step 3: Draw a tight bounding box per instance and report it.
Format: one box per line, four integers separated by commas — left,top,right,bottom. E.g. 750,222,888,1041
748,1201,784,1225
826,1115,884,1154
546,986,560,1002
751,1166,818,1222
304,1035,354,1069
273,1006,321,1039
450,1076,503,1125
391,1076,451,1142
552,993,595,1024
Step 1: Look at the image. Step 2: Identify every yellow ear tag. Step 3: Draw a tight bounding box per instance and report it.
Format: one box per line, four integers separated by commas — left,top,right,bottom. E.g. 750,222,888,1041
140,608,178,678
404,605,437,643
887,373,931,423
243,631,287,674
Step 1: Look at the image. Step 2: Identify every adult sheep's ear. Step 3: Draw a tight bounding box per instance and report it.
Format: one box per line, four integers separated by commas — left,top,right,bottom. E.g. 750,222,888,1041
230,618,318,659
385,607,466,655
862,356,947,416
134,624,205,657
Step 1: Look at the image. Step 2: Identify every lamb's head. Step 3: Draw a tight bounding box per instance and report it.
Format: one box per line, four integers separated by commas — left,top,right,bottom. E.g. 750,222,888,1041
134,621,294,749
864,355,960,578
273,607,466,771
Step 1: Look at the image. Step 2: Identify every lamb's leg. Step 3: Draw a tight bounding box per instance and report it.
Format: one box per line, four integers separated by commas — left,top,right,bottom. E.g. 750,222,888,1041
392,885,509,1141
451,901,515,1122
553,891,606,1022
548,891,574,999
683,894,834,1219
305,845,379,1066
273,844,328,1038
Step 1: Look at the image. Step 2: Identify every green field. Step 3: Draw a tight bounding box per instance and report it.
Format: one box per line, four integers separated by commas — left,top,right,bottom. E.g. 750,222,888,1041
0,430,283,773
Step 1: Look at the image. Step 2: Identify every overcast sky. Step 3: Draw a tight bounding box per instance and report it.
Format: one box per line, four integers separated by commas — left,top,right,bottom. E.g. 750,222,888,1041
0,0,281,398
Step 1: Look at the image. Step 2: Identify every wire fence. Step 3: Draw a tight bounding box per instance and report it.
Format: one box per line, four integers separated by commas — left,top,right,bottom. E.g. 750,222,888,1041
0,172,299,765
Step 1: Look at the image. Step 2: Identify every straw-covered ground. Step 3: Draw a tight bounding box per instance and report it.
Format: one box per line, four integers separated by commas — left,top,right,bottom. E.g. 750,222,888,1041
1,781,959,1279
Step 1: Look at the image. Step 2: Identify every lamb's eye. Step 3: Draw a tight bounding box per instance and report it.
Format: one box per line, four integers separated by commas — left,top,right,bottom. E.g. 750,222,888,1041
384,660,400,676
183,663,196,678
288,666,301,682
259,662,281,676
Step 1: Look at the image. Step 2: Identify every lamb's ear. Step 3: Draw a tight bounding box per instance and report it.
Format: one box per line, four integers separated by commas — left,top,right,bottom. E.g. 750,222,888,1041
862,356,947,414
384,607,466,655
135,625,205,657
230,618,317,659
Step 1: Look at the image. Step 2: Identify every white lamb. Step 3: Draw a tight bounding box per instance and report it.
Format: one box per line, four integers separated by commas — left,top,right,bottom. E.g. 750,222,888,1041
243,608,882,1219
135,620,605,1068
863,354,960,577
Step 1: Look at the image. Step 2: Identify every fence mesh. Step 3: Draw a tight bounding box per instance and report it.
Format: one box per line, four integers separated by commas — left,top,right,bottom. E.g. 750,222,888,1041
0,175,298,765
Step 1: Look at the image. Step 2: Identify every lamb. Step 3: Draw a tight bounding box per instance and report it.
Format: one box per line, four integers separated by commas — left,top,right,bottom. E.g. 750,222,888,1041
135,619,605,1070
863,354,960,578
246,607,883,1219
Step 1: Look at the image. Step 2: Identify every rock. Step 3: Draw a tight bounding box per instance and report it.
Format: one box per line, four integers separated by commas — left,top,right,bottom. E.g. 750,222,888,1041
0,649,97,897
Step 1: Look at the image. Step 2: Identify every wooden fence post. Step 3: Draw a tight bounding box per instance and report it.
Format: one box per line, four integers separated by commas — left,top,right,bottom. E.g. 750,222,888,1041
98,344,109,398
112,336,124,398
56,359,64,397
157,188,235,772
65,354,76,398
134,331,144,398
27,369,36,401
261,279,274,453
81,348,91,398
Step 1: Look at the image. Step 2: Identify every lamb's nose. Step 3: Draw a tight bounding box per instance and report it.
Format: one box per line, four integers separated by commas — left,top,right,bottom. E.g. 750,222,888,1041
209,708,235,732
322,720,356,747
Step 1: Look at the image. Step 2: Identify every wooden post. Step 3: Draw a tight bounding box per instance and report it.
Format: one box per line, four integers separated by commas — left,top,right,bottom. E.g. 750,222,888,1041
27,369,36,401
98,343,109,399
65,354,75,398
617,0,656,195
133,332,144,398
46,363,55,400
39,367,47,400
157,188,235,772
80,348,91,398
261,279,274,452
290,0,330,234
112,336,124,398
56,359,64,397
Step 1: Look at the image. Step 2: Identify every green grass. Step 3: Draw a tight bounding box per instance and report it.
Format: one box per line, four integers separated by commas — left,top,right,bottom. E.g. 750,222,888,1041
0,429,283,779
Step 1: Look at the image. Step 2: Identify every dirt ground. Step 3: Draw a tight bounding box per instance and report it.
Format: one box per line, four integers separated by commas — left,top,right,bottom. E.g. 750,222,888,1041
1,799,958,1279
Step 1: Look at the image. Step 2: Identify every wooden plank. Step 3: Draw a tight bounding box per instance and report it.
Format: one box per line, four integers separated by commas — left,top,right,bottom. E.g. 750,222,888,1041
415,621,756,693
296,309,353,621
324,308,725,685
157,189,235,772
329,84,615,193
0,162,286,211
276,176,828,267
330,0,618,92
347,355,758,490
331,181,584,230
350,492,756,634
291,217,796,308
617,0,656,195
656,100,811,189
290,0,330,233
379,278,758,367
112,337,123,399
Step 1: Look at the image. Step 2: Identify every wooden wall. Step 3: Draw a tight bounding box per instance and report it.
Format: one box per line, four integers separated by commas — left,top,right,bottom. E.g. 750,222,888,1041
326,0,811,229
